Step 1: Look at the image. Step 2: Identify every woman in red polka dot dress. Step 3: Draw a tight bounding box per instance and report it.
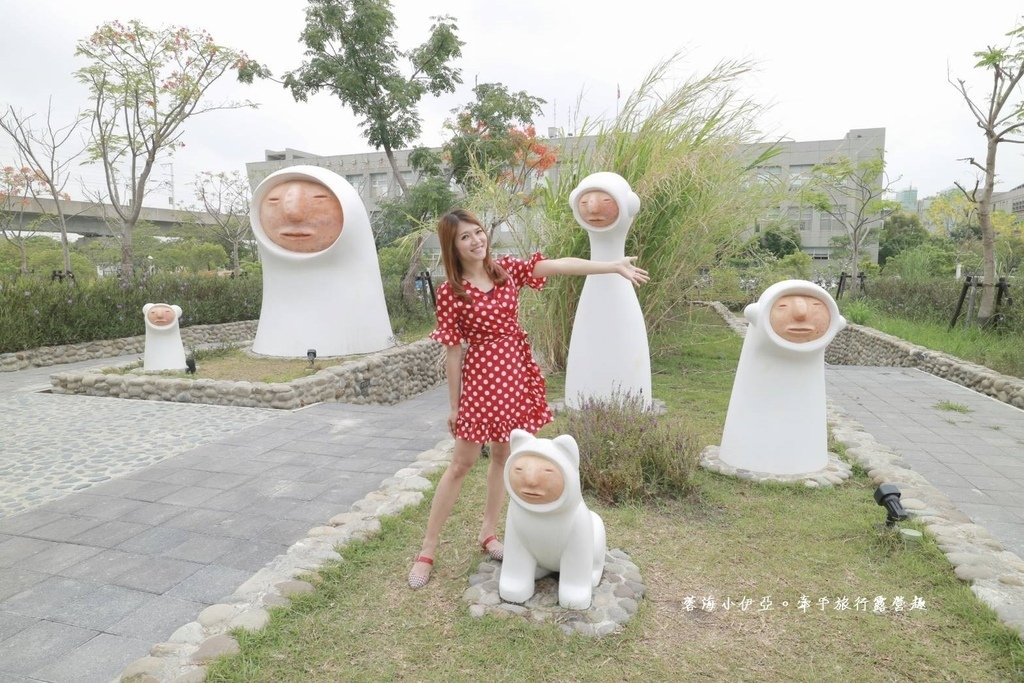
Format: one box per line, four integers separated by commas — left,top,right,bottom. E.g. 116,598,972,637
409,208,649,589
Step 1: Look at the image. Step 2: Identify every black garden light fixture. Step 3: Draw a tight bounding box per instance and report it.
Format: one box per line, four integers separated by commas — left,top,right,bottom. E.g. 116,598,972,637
874,483,909,528
307,348,317,367
185,356,197,375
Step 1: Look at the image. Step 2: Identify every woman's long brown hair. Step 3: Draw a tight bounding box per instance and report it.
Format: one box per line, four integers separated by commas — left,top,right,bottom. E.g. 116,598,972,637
437,209,508,301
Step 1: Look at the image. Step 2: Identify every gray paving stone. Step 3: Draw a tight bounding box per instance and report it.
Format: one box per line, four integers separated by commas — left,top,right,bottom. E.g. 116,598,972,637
119,501,188,526
72,496,145,521
162,532,248,564
0,620,96,676
157,485,224,507
161,507,233,532
216,540,289,573
0,569,47,602
58,548,149,583
0,511,67,535
165,564,252,603
0,537,58,568
69,519,150,548
30,632,152,683
964,475,1023,492
54,584,153,631
115,526,192,555
0,612,36,644
23,516,102,543
107,594,205,643
251,518,311,546
111,556,204,594
204,487,266,512
16,543,102,575
0,576,97,619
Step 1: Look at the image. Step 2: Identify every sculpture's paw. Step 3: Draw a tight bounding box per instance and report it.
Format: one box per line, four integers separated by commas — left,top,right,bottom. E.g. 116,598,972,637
558,587,592,611
499,580,534,604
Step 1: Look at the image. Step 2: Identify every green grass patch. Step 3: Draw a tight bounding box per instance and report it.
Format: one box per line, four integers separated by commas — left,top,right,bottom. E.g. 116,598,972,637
204,306,1024,682
935,401,972,414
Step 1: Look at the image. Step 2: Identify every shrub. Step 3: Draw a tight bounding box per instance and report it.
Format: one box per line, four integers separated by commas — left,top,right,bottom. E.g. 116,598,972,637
863,277,961,325
841,298,872,325
561,392,700,505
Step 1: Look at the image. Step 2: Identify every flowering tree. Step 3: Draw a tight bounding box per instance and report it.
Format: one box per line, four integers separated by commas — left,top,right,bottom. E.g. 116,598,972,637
74,20,268,279
0,166,51,275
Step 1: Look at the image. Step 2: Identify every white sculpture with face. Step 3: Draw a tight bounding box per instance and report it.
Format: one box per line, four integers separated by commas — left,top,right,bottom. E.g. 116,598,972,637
564,172,652,409
499,429,607,610
250,165,393,357
719,279,847,475
142,303,187,371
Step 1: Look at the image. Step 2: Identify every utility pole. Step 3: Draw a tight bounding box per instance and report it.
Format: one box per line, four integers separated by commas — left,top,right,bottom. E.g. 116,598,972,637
161,162,175,207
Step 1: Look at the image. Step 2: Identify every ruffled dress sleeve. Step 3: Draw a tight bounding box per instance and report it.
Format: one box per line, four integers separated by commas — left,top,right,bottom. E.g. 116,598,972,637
498,252,547,291
429,282,465,346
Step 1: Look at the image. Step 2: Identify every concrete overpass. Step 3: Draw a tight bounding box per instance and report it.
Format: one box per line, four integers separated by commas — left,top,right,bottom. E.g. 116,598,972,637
11,197,221,238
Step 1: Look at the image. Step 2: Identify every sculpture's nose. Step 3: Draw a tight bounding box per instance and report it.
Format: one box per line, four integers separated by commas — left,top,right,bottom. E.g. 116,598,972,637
792,296,808,320
280,185,305,220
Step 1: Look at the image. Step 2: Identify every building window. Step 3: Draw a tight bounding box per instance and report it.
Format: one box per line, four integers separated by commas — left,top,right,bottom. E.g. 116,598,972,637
1013,199,1024,215
787,206,813,231
399,171,414,194
788,164,815,188
346,174,365,193
369,173,389,198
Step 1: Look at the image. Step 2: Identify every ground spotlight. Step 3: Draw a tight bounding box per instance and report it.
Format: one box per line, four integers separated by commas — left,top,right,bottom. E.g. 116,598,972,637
185,356,197,374
307,348,317,366
874,483,908,527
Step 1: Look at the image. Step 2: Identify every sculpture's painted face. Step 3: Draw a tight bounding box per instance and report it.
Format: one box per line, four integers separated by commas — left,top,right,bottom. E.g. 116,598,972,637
508,453,564,504
454,220,488,266
146,304,176,327
577,190,619,229
769,294,831,343
259,179,343,253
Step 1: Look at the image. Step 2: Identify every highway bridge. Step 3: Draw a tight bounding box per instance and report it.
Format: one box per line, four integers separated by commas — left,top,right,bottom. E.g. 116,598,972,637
9,197,222,238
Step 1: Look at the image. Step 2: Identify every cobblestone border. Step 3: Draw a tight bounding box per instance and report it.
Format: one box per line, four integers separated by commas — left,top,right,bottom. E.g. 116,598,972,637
0,320,259,372
117,439,456,683
704,300,1024,637
463,550,645,637
49,340,445,409
700,446,853,488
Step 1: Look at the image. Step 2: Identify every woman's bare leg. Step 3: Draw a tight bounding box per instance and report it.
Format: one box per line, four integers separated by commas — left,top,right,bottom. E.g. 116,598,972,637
479,440,510,556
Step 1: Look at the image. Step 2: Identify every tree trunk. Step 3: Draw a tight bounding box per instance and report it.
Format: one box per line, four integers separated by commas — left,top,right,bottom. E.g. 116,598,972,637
231,242,240,277
976,137,999,325
850,230,861,293
401,235,425,306
383,144,409,196
119,225,134,280
17,241,28,275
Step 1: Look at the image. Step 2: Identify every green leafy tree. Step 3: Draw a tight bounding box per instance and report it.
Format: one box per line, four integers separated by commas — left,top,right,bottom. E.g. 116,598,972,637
878,211,928,265
924,189,979,242
950,19,1024,324
74,20,268,280
799,153,898,287
0,165,49,275
284,0,463,194
757,226,801,259
373,176,454,249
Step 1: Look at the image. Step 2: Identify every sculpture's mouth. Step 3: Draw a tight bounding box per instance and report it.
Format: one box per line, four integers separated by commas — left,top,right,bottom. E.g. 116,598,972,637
279,230,314,239
518,490,545,500
786,326,816,335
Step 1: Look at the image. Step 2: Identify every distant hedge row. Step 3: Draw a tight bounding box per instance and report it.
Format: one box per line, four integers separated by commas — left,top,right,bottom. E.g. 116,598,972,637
0,274,262,353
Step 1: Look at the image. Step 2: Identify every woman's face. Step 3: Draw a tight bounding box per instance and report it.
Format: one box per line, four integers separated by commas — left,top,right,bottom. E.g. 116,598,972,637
577,189,619,229
259,179,344,253
454,220,488,265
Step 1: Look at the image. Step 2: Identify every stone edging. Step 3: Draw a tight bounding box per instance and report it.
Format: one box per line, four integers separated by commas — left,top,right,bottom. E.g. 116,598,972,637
49,340,445,410
704,300,1024,637
700,446,853,488
0,320,259,372
463,550,645,637
117,439,456,683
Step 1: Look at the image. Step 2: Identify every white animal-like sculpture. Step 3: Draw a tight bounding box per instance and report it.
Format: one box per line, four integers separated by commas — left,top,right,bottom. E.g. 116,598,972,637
142,303,187,372
719,279,847,475
499,429,606,610
564,172,652,409
250,165,393,357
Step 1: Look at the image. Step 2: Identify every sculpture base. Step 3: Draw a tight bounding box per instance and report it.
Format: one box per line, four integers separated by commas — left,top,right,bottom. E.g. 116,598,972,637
700,445,853,488
462,548,645,637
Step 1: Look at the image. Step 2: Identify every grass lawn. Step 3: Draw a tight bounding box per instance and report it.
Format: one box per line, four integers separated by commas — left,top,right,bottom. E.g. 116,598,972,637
205,307,1024,682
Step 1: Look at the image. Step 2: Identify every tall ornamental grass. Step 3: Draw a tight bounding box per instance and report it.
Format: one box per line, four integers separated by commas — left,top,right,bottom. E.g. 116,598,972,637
526,56,781,370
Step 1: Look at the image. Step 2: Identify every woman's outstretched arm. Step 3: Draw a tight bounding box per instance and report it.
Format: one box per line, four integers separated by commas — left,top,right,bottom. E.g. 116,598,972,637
532,256,650,286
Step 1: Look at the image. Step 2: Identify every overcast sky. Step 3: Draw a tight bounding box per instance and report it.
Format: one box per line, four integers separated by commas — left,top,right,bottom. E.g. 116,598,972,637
3,0,1023,208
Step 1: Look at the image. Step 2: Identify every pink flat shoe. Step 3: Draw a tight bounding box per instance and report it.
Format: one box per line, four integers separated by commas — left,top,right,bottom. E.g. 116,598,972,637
408,555,434,590
480,535,504,562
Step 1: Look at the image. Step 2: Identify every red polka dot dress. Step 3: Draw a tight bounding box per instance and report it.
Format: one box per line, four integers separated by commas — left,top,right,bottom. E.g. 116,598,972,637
430,253,554,444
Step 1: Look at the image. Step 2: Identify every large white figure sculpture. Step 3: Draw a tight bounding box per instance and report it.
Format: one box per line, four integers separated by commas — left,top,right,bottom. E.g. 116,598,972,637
250,165,393,357
499,429,606,610
564,172,652,409
142,303,187,372
719,280,846,475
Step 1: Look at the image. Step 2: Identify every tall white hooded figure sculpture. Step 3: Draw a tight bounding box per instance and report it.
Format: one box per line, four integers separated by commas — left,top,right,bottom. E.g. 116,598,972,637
719,280,846,475
142,303,187,371
564,172,652,409
250,166,393,357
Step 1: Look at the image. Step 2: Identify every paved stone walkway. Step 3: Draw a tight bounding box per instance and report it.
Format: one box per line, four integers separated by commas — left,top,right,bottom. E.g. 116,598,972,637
826,366,1024,558
0,355,449,683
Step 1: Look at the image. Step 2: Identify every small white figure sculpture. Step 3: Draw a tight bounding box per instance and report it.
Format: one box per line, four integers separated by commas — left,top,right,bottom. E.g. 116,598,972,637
564,172,652,409
142,303,187,372
499,429,606,610
719,279,847,475
250,165,393,357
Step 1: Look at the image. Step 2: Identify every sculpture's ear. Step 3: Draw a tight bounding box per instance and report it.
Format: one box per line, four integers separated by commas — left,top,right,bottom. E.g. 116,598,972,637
143,303,153,314
837,314,848,331
626,191,640,218
744,302,759,326
569,186,581,209
172,305,182,318
552,434,579,469
509,429,532,454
